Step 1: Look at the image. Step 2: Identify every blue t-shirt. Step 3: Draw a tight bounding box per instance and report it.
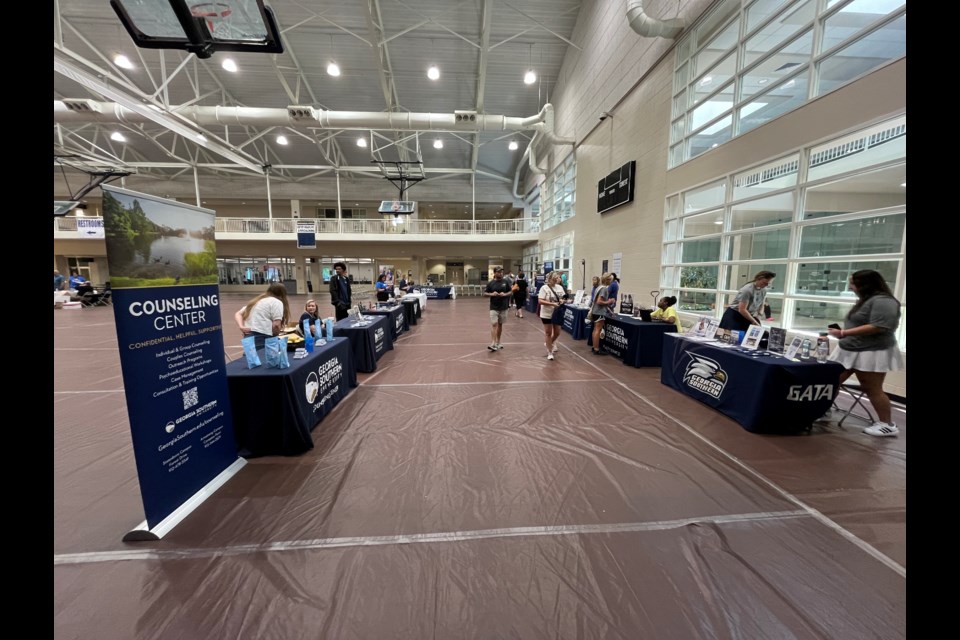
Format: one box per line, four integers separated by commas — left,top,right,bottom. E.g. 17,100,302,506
607,280,619,303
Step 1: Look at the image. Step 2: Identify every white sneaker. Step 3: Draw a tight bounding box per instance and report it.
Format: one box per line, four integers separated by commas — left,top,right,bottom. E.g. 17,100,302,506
495,343,504,350
487,344,497,352
547,353,554,360
863,422,899,437
552,345,559,353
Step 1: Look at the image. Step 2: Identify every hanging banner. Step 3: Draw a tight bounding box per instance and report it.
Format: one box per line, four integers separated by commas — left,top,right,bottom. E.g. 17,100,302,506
76,217,105,238
297,220,317,249
101,185,243,538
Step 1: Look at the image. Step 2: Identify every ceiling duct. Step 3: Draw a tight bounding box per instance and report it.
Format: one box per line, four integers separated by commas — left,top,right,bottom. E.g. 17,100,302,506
62,99,102,113
627,0,684,39
287,105,318,121
53,101,569,138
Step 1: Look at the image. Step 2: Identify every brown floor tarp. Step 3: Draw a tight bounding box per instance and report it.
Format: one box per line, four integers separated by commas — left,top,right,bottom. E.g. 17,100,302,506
54,293,906,639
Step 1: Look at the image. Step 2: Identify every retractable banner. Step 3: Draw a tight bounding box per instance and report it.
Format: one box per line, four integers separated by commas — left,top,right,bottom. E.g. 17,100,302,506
101,186,242,536
297,220,316,249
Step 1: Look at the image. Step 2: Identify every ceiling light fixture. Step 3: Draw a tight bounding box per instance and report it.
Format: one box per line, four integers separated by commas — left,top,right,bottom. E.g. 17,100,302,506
433,139,444,149
900,182,906,187
221,58,238,73
356,137,367,148
196,134,207,142
508,140,519,151
114,54,134,69
524,44,536,85
427,65,440,80
326,34,340,77
110,131,126,142
276,135,288,145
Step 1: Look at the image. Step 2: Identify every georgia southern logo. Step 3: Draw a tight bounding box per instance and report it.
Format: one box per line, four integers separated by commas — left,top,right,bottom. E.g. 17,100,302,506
683,354,728,398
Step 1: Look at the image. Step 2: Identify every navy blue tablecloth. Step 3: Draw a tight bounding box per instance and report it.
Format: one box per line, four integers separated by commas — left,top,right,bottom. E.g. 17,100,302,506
401,299,420,326
364,304,407,341
560,304,590,340
226,337,357,457
660,335,845,433
421,286,452,299
587,315,677,366
526,293,539,314
333,314,393,372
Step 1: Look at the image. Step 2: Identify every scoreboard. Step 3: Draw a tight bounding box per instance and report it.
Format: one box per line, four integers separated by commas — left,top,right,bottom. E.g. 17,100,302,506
597,160,636,214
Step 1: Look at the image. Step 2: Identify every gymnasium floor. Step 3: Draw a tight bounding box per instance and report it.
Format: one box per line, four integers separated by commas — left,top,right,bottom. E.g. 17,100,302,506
54,293,906,639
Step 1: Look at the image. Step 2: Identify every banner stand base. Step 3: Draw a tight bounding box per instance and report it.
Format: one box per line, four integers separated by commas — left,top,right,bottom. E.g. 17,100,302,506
123,457,247,542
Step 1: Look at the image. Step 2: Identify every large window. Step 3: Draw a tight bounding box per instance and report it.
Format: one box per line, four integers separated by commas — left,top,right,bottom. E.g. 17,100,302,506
540,232,574,277
540,153,576,230
662,115,906,347
669,0,906,166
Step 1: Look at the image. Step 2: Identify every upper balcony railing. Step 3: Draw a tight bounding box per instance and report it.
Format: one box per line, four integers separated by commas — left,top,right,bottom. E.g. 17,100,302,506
54,216,541,236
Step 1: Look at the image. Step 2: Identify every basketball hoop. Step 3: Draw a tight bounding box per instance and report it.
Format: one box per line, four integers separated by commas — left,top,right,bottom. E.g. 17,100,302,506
189,2,232,34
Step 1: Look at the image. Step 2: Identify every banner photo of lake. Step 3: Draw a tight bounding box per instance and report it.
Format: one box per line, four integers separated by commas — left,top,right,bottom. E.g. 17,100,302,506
101,186,218,289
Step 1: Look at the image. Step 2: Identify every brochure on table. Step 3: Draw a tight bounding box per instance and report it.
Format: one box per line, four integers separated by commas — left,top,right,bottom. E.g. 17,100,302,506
784,336,804,360
767,327,787,353
741,325,765,350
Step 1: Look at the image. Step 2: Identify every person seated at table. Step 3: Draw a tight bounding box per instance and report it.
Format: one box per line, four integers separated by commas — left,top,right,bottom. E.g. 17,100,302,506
651,296,682,332
719,270,775,332
299,299,322,338
54,270,66,292
235,283,291,350
75,280,95,298
375,273,391,302
69,269,87,290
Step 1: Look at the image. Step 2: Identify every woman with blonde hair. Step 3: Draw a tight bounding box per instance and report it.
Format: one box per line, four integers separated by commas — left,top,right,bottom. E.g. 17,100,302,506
537,271,566,360
590,273,616,355
299,299,321,338
234,282,290,350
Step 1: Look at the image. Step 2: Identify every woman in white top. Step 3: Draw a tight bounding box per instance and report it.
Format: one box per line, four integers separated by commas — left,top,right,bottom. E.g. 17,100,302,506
234,283,291,350
537,271,567,360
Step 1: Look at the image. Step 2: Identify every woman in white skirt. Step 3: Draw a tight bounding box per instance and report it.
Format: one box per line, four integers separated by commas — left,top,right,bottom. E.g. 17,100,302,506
827,270,904,437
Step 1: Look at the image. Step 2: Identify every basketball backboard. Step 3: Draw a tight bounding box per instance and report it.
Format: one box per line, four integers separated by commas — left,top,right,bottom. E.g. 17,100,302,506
110,0,284,59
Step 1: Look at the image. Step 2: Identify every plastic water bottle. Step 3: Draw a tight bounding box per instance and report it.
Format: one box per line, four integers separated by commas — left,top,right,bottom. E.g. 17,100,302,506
325,318,335,341
816,333,829,363
303,319,314,353
800,339,811,360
